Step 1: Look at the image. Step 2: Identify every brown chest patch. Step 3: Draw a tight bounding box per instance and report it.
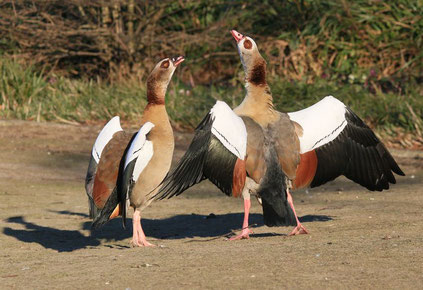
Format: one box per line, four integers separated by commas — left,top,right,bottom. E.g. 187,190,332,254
248,62,266,86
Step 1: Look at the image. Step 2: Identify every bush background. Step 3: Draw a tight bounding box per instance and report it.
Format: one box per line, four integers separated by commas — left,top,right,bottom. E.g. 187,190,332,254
0,0,422,147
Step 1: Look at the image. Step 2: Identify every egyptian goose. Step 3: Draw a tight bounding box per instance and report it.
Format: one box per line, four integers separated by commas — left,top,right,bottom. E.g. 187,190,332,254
154,101,297,239
231,29,404,235
85,56,185,247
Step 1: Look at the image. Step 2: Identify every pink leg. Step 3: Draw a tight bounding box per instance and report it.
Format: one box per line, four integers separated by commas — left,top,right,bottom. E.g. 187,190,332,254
287,189,309,235
229,198,253,240
131,209,155,247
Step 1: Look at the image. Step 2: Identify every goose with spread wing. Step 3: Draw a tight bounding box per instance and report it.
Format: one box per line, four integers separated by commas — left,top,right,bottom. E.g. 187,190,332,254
230,30,404,235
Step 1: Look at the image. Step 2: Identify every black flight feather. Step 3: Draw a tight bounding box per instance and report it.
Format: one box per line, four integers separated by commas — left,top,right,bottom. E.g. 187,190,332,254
311,107,404,191
153,111,240,200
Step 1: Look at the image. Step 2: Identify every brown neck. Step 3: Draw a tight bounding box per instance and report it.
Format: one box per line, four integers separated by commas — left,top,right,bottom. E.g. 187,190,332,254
244,58,274,109
147,78,166,105
234,55,278,126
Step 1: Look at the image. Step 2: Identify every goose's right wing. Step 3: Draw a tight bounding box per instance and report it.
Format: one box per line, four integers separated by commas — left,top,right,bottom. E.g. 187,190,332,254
153,101,247,200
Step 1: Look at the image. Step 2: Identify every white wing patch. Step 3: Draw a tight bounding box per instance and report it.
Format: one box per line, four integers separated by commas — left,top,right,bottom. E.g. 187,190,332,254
124,122,155,183
210,101,247,160
92,116,123,163
288,96,347,153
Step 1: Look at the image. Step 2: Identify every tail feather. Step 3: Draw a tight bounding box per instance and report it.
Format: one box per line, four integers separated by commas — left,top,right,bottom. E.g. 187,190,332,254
259,143,296,227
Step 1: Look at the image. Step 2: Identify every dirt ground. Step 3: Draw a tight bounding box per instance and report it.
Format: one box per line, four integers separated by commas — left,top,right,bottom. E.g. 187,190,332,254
0,120,422,289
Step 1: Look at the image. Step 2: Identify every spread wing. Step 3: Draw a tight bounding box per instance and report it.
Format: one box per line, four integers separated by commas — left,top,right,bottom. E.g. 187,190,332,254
153,101,247,200
289,96,404,191
85,116,122,218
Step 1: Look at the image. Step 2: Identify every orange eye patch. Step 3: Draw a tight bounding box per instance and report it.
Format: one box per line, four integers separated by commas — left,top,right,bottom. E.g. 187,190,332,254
161,60,170,68
244,39,252,49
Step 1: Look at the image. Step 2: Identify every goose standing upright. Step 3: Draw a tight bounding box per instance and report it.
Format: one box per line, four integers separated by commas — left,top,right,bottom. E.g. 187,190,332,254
85,56,185,247
230,30,404,235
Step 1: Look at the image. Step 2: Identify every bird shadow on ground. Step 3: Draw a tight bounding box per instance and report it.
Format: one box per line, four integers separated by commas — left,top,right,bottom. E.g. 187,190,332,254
3,216,103,253
2,212,332,252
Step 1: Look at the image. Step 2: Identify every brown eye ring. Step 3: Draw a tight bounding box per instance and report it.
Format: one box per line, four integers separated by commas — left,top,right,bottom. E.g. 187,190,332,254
244,39,252,49
161,60,170,68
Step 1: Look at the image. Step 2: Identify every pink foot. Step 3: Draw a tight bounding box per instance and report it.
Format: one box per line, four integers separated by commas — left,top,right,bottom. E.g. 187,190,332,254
131,209,155,247
131,238,155,247
229,228,253,241
228,198,253,241
286,189,309,236
289,223,309,236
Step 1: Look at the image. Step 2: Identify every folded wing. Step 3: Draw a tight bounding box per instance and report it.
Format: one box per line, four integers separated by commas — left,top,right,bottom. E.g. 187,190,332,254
85,116,123,218
92,122,155,229
118,122,155,226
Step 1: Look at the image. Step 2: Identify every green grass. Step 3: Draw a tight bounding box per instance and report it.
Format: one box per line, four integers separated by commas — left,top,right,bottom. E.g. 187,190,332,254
1,57,421,140
0,58,146,123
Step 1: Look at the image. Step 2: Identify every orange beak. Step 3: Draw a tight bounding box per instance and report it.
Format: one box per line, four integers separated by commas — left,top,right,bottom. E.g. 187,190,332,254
172,56,185,67
231,30,244,43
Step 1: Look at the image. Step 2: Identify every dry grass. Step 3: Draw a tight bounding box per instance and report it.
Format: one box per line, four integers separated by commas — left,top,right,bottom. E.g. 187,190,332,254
0,0,421,89
0,1,421,147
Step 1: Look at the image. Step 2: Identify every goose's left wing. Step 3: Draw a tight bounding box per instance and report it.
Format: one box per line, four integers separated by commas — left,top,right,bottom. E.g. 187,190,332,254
289,96,404,191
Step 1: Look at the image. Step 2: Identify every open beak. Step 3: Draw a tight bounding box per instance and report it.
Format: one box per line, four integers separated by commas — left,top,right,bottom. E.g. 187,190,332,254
172,56,185,67
231,30,244,43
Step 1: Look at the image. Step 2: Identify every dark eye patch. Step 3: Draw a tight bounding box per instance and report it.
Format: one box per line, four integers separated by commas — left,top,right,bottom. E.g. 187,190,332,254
244,39,252,49
161,60,170,68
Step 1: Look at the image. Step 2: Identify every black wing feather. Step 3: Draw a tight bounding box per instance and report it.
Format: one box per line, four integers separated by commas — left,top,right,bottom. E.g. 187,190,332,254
204,136,238,195
153,113,212,200
311,107,404,191
153,112,240,200
85,155,99,219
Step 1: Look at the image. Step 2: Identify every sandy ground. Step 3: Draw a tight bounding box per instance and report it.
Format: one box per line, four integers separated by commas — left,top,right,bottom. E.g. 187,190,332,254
0,120,422,289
